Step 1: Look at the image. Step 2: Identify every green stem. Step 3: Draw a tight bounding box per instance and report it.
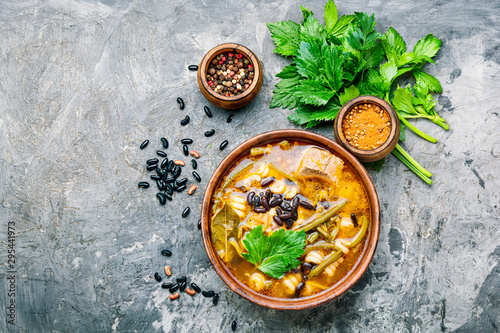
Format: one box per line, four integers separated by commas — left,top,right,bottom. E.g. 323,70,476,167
392,148,433,185
408,109,449,130
398,115,437,143
394,144,433,178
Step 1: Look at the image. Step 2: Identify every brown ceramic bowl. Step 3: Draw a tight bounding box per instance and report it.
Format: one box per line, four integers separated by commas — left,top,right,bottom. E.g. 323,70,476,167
201,130,380,310
333,96,400,162
197,43,263,110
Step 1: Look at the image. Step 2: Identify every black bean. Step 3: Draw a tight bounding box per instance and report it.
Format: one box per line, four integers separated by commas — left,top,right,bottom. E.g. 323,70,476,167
192,171,201,182
177,177,188,186
157,180,164,191
295,282,305,297
140,140,149,149
182,207,190,218
281,201,292,211
147,164,158,171
181,138,193,144
227,114,234,123
265,189,271,201
292,196,300,209
269,197,282,208
165,193,172,201
172,180,178,190
302,275,308,282
182,144,188,156
273,215,283,226
165,176,175,184
161,283,173,289
150,175,161,181
172,165,181,178
302,262,313,271
278,212,292,220
213,293,219,305
156,168,166,178
254,207,266,214
147,158,159,165
292,210,298,221
292,268,299,274
261,196,270,211
169,283,179,293
204,106,213,118
180,281,187,292
253,195,261,207
161,137,169,149
299,201,315,210
231,321,237,332
285,218,294,229
202,290,215,297
157,193,167,205
180,116,190,125
161,249,172,257
161,158,169,169
220,140,228,150
197,219,201,230
154,272,162,282
204,129,215,137
273,193,283,200
156,150,167,157
176,184,186,192
351,213,358,227
261,177,275,187
177,97,185,110
188,64,199,71
247,192,255,205
191,159,197,169
191,283,201,293
276,207,283,215
259,192,265,197
176,276,187,283
167,160,175,172
138,182,150,188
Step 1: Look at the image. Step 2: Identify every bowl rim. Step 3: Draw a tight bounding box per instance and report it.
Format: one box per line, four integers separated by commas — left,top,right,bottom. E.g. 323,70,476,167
201,129,380,310
197,43,262,102
333,95,400,161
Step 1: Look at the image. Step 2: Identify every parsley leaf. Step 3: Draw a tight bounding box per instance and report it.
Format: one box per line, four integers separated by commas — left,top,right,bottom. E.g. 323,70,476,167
412,69,442,93
242,225,306,279
324,0,338,34
413,33,442,59
380,27,406,62
339,85,360,105
270,64,302,109
267,20,301,56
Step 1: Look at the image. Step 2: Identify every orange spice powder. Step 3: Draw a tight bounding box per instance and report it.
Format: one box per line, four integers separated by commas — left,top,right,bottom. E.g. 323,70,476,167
342,103,391,150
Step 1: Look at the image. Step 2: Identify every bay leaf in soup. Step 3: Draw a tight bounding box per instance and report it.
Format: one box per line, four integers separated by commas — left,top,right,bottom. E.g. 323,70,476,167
211,202,241,262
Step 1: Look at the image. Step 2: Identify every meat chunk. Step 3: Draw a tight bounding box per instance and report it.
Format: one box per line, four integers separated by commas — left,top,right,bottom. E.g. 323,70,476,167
296,147,344,184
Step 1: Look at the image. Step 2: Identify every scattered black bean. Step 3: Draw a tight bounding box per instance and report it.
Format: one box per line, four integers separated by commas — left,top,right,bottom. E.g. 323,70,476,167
157,193,167,205
161,158,169,169
265,189,271,201
188,64,199,71
156,168,167,178
182,145,189,156
247,192,255,205
138,182,150,188
281,201,292,211
161,249,172,257
204,129,215,137
302,262,313,271
227,114,234,123
213,294,219,305
253,195,261,207
177,177,188,186
161,137,169,149
254,207,266,214
191,159,197,169
269,197,282,208
180,281,187,292
154,272,162,282
167,160,175,172
177,97,185,110
147,164,158,171
261,196,270,211
192,171,201,182
278,212,292,220
147,158,159,165
157,180,164,191
150,175,161,181
292,196,300,209
292,210,298,221
172,165,181,178
276,207,283,215
204,106,212,118
180,116,190,125
295,282,305,297
220,140,228,150
156,150,167,157
273,215,283,226
299,201,315,210
165,176,175,184
169,283,179,293
181,138,193,144
176,276,187,283
197,219,201,230
202,290,215,297
165,193,172,201
140,140,150,149
176,184,186,192
161,283,173,289
182,207,190,218
259,192,265,197
285,218,294,229
231,321,237,332
261,177,275,187
351,213,358,227
191,283,201,293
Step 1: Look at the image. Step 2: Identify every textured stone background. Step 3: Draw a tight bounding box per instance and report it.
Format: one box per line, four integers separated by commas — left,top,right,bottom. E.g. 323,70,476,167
0,0,499,332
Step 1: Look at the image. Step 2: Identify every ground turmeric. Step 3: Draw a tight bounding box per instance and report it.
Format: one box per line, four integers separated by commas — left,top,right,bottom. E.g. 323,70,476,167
342,103,391,150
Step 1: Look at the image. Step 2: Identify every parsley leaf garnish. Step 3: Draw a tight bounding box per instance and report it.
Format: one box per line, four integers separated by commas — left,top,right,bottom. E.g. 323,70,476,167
241,225,306,279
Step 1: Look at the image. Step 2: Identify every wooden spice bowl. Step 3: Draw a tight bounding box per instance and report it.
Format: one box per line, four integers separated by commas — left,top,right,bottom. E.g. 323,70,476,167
333,96,400,162
201,130,380,310
197,43,263,110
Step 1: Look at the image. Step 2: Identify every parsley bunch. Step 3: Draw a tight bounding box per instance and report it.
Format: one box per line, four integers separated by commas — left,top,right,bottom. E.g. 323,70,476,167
267,0,449,184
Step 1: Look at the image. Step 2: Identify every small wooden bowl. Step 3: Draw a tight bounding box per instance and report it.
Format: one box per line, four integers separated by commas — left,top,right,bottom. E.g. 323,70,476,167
197,43,263,110
333,96,400,162
201,130,380,310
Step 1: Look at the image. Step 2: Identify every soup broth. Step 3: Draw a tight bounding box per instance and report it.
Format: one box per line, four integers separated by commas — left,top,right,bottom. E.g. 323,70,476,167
210,140,371,298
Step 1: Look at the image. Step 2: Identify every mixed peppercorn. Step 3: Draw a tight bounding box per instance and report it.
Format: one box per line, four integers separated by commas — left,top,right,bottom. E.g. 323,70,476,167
206,52,254,96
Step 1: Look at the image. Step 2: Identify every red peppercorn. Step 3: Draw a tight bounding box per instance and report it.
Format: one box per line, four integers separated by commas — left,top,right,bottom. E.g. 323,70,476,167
221,56,226,62
248,64,253,68
228,53,234,57
219,60,223,65
208,81,214,86
236,54,242,59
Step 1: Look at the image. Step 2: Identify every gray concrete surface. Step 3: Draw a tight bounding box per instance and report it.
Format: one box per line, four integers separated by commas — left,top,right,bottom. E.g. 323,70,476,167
0,0,499,332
